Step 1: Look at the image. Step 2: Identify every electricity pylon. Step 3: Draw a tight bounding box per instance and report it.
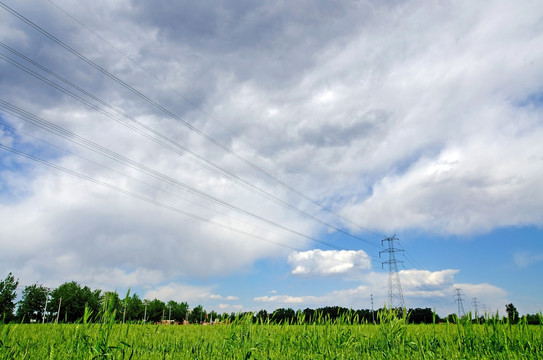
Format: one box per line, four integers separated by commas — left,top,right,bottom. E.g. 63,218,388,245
453,288,465,318
380,235,405,309
471,297,479,319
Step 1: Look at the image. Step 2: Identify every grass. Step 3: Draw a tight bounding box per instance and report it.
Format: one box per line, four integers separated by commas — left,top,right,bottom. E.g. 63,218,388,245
1,309,542,359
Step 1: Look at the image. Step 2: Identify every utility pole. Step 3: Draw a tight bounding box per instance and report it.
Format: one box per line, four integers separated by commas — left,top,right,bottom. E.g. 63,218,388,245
143,301,148,323
379,235,405,309
55,297,62,324
123,303,127,324
371,294,375,323
453,288,465,318
168,305,172,323
42,293,49,324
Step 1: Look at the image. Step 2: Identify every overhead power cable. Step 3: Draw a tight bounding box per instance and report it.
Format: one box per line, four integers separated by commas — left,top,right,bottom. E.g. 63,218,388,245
0,142,305,252
0,119,313,248
43,0,386,240
0,43,380,249
1,137,383,269
0,99,340,250
0,1,382,245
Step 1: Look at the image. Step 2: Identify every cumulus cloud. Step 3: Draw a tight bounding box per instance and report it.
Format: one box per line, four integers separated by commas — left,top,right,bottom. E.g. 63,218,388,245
0,0,541,306
254,268,509,315
143,283,214,303
254,295,307,304
287,249,371,277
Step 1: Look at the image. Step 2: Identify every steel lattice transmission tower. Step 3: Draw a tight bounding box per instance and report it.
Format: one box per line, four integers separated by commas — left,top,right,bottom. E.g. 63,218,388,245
379,235,405,309
453,288,466,318
471,297,479,319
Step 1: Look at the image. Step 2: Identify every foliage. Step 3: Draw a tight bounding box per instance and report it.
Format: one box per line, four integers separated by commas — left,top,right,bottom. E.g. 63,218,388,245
16,283,49,323
189,304,205,324
166,300,188,323
506,303,520,324
102,291,122,321
144,299,165,323
48,281,101,323
0,273,18,323
525,313,543,325
124,293,143,322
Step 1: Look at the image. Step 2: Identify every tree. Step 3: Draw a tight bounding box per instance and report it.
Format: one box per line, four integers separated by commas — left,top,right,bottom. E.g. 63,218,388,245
271,308,295,324
506,303,519,324
408,308,435,324
256,309,268,323
124,293,143,322
102,291,123,320
189,304,205,324
16,284,49,323
49,282,101,323
446,313,458,324
0,272,19,322
166,300,188,323
145,299,165,323
208,310,219,323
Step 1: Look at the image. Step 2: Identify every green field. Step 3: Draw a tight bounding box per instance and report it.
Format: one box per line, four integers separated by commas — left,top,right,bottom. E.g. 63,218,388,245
1,312,542,359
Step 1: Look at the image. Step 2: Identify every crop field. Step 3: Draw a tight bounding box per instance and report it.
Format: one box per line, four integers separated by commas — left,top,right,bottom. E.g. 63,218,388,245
1,311,542,359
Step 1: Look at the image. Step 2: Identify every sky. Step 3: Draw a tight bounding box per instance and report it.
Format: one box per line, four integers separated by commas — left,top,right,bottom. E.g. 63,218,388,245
0,0,542,318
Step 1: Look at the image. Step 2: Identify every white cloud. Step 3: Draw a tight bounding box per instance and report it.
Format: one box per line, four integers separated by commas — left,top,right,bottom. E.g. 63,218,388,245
209,294,239,301
254,295,307,304
142,283,241,309
400,269,458,288
287,249,371,277
0,0,542,313
514,251,543,268
254,268,509,316
217,303,244,313
143,283,215,303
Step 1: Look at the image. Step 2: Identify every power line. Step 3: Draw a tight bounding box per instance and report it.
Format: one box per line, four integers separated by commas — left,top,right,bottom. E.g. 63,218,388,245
0,120,313,248
0,1,382,246
0,142,306,252
43,0,386,240
0,99,341,250
0,42,380,250
1,141,383,270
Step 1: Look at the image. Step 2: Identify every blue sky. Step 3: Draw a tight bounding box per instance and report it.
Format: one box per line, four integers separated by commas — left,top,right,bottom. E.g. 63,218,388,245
1,0,543,318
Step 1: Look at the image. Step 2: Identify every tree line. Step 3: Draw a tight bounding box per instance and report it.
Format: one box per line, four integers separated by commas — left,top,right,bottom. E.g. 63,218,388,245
1,273,540,325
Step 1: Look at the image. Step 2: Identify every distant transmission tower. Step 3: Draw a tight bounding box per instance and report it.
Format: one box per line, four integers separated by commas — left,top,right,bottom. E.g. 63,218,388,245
380,235,405,309
471,297,479,319
453,288,465,318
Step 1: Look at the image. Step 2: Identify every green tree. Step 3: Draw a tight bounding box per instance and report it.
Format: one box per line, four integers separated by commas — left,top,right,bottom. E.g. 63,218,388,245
145,299,165,323
271,308,295,324
16,283,49,323
49,282,101,323
166,300,188,323
189,304,205,324
208,310,219,323
102,291,122,320
256,309,268,323
0,272,19,322
124,293,143,322
446,314,458,324
506,303,519,324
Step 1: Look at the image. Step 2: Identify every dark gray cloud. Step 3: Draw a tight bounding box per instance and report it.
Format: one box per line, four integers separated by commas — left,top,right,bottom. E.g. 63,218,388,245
131,0,368,87
0,0,542,311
